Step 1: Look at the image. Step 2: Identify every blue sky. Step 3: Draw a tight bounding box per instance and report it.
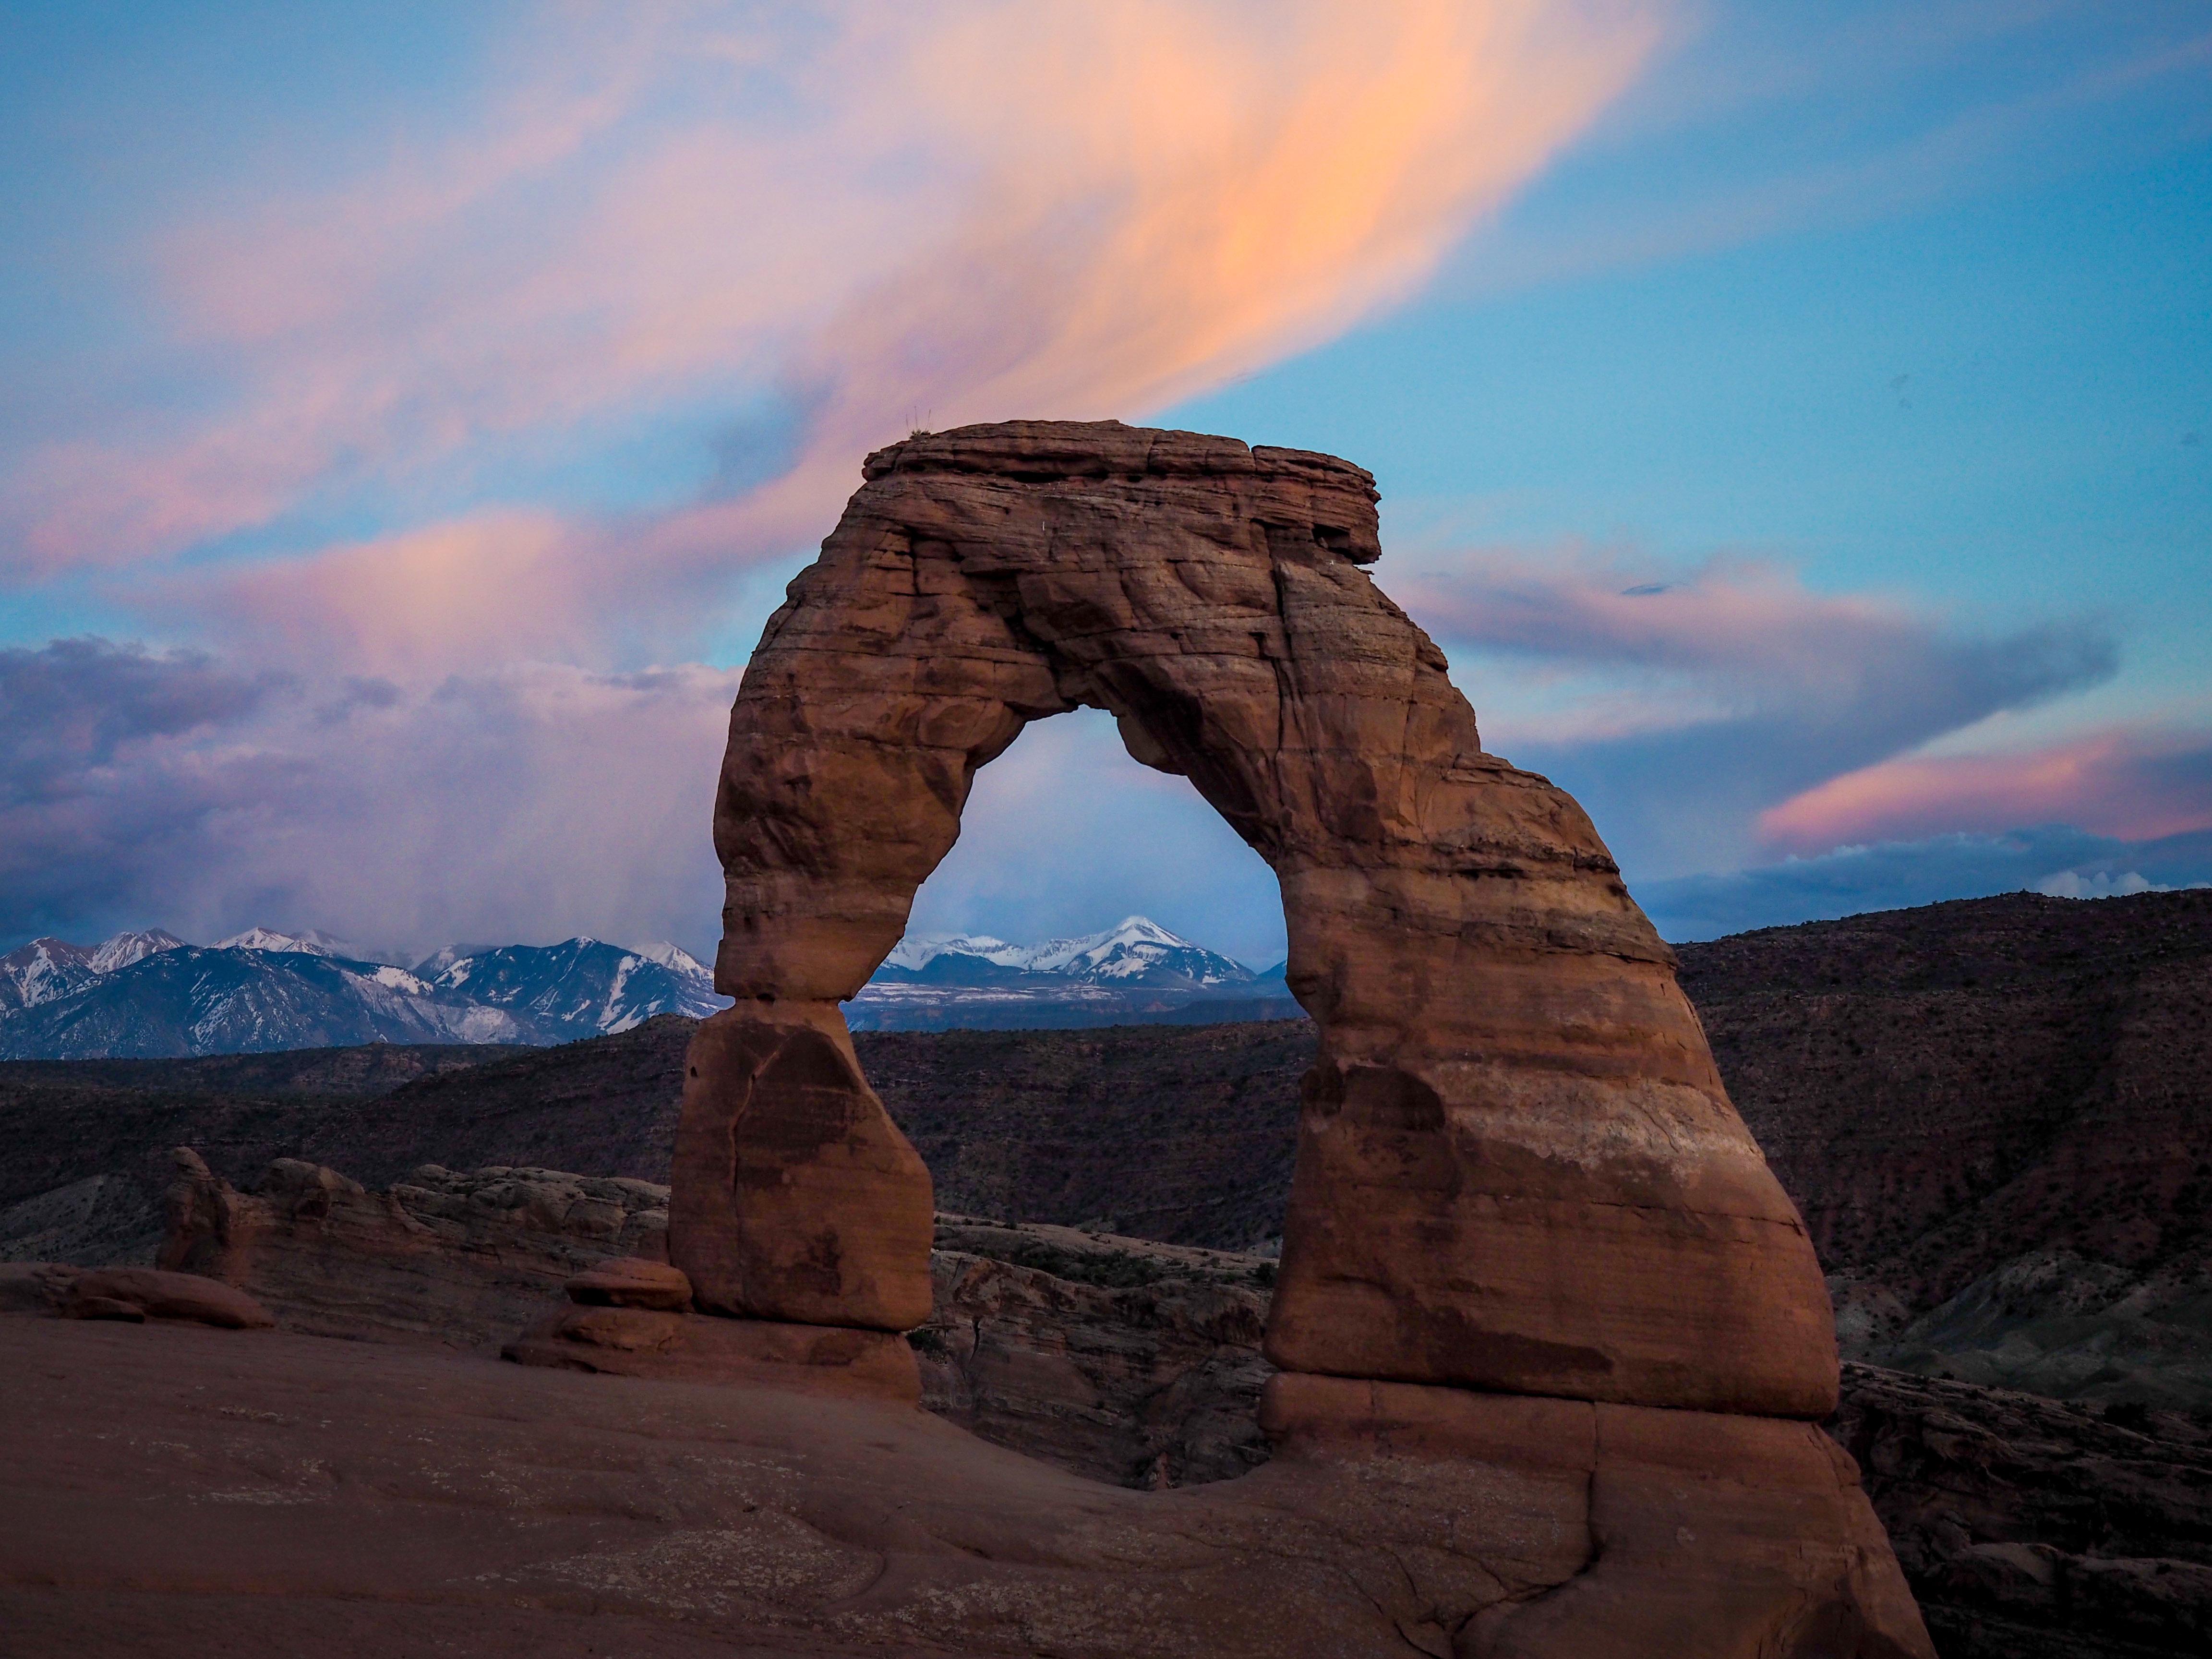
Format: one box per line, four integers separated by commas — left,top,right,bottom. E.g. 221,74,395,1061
1,1,2207,966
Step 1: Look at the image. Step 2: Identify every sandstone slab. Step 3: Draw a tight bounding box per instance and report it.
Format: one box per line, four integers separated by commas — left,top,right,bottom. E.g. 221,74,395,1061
506,1305,923,1404
691,419,1834,1414
1263,1372,1930,1657
62,1265,272,1328
0,1260,78,1313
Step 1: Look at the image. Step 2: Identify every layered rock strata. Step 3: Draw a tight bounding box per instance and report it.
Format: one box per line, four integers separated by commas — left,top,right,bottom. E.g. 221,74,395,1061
688,419,1834,1416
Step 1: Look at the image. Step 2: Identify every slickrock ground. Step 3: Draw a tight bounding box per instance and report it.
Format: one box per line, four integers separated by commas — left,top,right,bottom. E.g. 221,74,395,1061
0,1309,1923,1659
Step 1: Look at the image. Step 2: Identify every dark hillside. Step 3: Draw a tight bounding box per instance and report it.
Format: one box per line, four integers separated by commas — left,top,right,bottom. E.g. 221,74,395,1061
1679,889,2212,1310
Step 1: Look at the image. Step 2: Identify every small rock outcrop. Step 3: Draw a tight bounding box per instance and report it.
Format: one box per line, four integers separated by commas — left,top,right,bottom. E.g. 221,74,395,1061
62,1265,274,1328
159,1146,672,1349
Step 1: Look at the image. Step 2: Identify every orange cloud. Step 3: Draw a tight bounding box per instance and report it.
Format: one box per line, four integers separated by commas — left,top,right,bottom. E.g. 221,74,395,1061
1758,729,2212,850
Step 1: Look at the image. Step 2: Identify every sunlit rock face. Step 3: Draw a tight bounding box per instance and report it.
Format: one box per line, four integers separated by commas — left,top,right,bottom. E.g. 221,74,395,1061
681,419,1837,1418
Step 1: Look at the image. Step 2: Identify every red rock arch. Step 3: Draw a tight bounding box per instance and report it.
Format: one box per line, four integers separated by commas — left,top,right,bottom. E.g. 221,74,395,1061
673,420,1837,1417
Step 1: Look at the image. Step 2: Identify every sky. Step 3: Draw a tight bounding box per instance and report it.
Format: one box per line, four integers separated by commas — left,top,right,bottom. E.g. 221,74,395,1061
1,0,2207,968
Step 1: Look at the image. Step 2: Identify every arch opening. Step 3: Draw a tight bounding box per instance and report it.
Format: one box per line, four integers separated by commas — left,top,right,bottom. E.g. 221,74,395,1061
860,703,1289,1009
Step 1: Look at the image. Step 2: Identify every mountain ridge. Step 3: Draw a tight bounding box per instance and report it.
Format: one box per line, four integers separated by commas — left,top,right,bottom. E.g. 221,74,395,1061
0,930,726,1059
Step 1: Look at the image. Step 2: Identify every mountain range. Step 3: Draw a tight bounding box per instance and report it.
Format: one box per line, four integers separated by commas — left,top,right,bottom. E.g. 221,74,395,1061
0,914,1299,1056
848,916,1298,1031
0,928,726,1059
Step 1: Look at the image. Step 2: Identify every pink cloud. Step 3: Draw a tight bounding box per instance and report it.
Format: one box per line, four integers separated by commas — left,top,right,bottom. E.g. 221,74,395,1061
8,1,1664,679
1385,544,2117,876
1758,729,2212,851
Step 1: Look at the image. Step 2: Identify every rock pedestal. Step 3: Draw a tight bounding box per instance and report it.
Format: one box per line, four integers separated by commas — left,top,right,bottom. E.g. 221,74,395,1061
669,1006,933,1330
680,419,1834,1416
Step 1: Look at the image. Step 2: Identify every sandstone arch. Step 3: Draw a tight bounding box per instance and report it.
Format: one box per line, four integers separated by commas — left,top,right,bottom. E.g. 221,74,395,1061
673,420,1838,1418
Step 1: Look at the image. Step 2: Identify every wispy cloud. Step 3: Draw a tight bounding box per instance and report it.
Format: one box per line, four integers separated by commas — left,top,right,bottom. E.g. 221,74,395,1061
1396,547,2117,873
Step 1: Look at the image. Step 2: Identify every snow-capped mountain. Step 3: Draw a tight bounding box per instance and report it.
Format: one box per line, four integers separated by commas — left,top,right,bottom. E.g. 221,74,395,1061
636,940,711,975
853,916,1298,1032
414,938,723,1037
877,916,1251,988
0,927,727,1059
87,928,187,975
0,938,96,1013
1,928,186,1013
214,926,350,957
0,913,1292,1051
0,947,520,1059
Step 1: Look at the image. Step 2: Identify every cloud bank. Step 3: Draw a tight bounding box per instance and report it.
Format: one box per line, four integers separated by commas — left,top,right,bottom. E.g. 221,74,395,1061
1638,825,2212,942
0,637,739,960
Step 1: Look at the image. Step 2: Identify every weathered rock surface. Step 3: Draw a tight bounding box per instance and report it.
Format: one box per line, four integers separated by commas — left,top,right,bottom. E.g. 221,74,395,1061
0,1259,78,1312
695,418,1834,1413
567,1256,693,1310
0,1314,1930,1658
918,1215,1278,1488
507,1303,923,1403
1264,1372,1928,1658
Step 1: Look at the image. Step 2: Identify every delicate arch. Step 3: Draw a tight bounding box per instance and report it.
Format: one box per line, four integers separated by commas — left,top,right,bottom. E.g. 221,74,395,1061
673,421,1836,1417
